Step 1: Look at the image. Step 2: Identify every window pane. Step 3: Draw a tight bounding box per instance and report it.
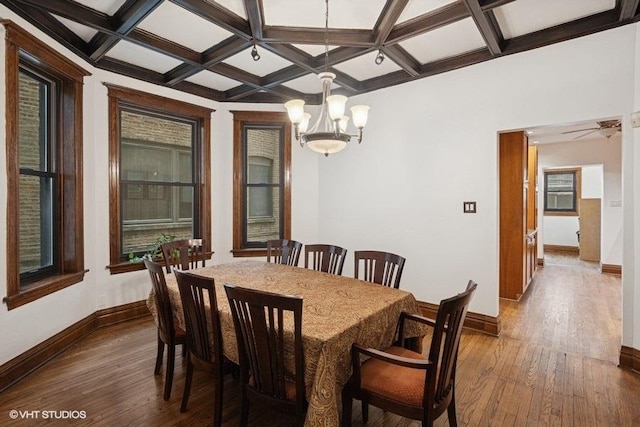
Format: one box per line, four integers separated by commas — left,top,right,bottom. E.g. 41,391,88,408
19,175,53,274
245,128,282,245
18,70,49,171
547,173,574,192
120,109,196,257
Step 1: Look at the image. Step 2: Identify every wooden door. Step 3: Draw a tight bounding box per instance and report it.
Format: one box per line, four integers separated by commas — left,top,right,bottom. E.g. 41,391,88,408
579,198,601,262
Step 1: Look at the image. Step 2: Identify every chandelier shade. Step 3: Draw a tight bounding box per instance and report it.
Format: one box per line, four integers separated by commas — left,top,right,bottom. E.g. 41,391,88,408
283,0,369,157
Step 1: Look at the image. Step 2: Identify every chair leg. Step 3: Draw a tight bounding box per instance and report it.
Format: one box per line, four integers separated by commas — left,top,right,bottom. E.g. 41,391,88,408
154,335,164,375
239,387,249,427
164,344,176,400
341,385,353,427
362,402,369,423
182,343,187,357
447,391,458,427
180,356,193,412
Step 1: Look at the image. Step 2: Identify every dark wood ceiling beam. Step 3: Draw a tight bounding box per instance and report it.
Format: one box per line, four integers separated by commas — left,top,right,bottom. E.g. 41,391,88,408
170,0,252,39
462,0,504,55
208,62,261,87
225,84,260,101
262,27,374,47
128,29,201,64
386,2,470,44
261,43,314,70
618,0,640,20
374,0,410,45
89,0,164,61
312,47,374,68
96,57,166,86
503,10,618,55
329,69,361,93
15,0,112,30
172,80,225,102
260,65,308,88
164,36,251,86
243,0,264,39
479,0,516,11
381,44,420,76
419,48,492,76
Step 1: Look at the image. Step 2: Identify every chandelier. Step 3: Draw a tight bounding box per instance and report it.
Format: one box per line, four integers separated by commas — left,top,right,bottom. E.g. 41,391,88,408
284,0,369,157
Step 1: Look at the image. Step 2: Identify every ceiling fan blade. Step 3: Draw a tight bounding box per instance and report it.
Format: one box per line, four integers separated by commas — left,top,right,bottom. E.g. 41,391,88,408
562,127,599,134
573,129,597,139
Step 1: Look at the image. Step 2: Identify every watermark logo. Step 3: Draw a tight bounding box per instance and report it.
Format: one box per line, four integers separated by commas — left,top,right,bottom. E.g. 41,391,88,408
9,410,87,420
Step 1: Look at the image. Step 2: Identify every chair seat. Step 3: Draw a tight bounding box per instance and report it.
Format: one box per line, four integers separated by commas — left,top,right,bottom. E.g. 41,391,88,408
360,346,427,408
174,326,186,339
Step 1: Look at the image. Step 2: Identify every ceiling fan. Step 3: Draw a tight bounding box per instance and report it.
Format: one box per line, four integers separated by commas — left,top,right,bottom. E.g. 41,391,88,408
562,120,621,139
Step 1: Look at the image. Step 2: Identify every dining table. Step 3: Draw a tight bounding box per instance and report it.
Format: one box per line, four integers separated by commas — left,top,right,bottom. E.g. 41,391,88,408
147,259,425,426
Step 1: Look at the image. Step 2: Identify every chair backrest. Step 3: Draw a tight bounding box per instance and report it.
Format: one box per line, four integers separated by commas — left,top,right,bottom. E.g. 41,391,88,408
266,239,302,266
354,250,406,289
173,269,223,366
144,259,176,341
304,244,347,275
224,284,305,411
161,238,206,273
427,280,477,405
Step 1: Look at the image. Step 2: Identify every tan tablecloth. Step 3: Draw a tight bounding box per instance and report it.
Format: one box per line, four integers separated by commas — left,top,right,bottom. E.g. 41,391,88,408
147,260,423,426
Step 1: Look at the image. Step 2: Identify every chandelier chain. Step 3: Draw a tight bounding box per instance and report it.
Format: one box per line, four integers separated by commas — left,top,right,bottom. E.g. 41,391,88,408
324,0,329,72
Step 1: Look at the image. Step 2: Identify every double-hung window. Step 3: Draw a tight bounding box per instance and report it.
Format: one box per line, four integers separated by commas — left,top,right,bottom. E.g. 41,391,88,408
4,22,89,309
232,112,291,256
544,169,580,215
107,86,212,273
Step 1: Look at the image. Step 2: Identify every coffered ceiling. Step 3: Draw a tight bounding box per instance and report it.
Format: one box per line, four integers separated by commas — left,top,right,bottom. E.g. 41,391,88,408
1,0,639,104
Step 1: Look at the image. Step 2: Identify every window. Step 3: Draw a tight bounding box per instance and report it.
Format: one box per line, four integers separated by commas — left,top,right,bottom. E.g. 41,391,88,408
544,169,580,215
107,86,212,273
4,22,89,310
232,112,291,256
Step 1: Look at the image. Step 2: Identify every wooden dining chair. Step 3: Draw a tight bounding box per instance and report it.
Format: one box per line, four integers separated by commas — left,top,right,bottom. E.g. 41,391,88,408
224,284,306,426
160,238,207,274
342,280,478,427
173,270,236,425
144,259,186,400
266,239,302,267
354,250,406,289
304,244,348,275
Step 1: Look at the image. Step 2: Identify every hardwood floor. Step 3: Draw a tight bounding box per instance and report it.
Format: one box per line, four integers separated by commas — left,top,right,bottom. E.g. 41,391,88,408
1,258,638,426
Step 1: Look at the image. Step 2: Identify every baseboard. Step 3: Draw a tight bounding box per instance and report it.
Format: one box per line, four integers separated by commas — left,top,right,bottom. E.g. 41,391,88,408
601,264,622,275
620,345,640,373
544,244,579,254
96,300,150,328
0,300,150,393
537,257,544,267
418,301,500,337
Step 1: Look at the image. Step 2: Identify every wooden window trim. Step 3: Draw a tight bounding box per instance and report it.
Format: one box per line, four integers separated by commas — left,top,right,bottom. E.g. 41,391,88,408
543,168,581,217
105,85,212,274
3,21,90,310
232,111,291,257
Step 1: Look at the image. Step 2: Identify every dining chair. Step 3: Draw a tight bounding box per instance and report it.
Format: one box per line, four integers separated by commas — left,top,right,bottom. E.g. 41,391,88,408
304,244,348,275
224,284,306,426
173,269,236,425
160,238,207,274
144,259,186,400
354,250,406,289
266,239,302,267
341,280,478,427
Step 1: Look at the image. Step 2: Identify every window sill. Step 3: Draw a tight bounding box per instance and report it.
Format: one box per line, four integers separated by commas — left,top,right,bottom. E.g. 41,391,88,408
107,252,214,275
3,271,88,310
544,211,578,217
231,248,268,258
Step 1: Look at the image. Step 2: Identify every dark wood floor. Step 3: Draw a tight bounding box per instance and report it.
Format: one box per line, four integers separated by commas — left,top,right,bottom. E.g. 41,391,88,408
1,254,638,426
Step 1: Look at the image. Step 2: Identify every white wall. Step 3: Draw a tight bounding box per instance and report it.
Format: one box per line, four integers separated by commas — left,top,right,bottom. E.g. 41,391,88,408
316,24,636,325
0,6,320,365
537,139,622,264
2,7,640,364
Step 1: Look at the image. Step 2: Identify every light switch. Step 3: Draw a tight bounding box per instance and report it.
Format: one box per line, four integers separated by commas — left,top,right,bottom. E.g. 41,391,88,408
463,201,477,213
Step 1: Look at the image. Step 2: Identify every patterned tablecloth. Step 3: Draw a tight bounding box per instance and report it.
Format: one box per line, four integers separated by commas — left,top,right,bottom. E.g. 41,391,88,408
147,260,424,426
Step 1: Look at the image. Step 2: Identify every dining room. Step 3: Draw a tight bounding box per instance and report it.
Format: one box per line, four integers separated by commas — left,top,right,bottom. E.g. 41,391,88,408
2,1,640,426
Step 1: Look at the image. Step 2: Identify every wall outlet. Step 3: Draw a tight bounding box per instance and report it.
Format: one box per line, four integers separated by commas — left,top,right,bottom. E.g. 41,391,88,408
610,200,622,208
463,201,477,213
632,112,640,128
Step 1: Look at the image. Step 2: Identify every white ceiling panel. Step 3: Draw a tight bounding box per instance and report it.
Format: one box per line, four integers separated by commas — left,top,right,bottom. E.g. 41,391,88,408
223,47,293,76
106,40,182,73
292,44,339,58
138,2,233,53
333,50,402,81
211,0,247,19
185,70,241,91
52,15,98,42
397,0,458,24
282,72,340,94
400,18,486,64
495,0,616,39
263,0,386,29
74,0,127,16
